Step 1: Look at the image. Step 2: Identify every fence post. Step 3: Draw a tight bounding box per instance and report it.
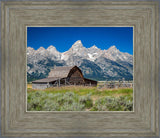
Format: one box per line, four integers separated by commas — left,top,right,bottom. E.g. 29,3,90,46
59,78,60,87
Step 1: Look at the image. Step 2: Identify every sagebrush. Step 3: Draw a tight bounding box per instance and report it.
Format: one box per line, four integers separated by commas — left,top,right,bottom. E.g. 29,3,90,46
27,90,133,111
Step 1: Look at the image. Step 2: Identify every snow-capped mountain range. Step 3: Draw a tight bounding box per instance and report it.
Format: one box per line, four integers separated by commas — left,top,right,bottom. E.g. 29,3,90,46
27,40,133,82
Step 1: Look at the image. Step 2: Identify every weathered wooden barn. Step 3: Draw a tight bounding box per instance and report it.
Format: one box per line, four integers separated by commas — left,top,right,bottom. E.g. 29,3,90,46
32,66,97,89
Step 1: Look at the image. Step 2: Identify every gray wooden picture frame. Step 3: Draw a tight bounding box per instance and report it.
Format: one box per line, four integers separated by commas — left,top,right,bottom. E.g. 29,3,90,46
1,1,159,137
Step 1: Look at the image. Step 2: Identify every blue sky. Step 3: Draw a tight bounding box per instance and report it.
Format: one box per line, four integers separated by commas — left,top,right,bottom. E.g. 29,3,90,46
27,27,133,55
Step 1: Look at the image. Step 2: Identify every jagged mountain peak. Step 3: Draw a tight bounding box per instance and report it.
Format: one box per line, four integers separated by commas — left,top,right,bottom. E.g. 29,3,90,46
89,45,99,49
74,40,82,44
27,47,35,55
107,45,119,51
27,47,35,50
102,45,132,64
71,40,84,50
37,47,45,51
47,45,55,49
47,45,57,51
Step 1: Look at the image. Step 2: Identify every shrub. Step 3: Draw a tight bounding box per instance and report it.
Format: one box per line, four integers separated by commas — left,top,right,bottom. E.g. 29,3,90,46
27,91,91,111
79,94,93,108
60,102,85,111
27,90,133,111
90,96,133,111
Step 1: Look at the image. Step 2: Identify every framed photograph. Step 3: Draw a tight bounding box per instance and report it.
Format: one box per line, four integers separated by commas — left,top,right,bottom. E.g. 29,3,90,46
1,1,159,137
27,26,133,112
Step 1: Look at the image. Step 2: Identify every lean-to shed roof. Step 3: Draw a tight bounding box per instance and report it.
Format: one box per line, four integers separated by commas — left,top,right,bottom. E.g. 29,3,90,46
32,77,61,83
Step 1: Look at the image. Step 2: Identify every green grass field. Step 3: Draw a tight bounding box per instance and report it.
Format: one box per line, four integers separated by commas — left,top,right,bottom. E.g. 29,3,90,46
27,84,133,111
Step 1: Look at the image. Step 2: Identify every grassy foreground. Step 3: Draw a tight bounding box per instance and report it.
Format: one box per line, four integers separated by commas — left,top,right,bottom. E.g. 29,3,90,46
27,84,133,111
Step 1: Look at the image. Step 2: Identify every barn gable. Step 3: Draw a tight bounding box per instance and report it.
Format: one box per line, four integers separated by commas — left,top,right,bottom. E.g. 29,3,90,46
67,66,85,85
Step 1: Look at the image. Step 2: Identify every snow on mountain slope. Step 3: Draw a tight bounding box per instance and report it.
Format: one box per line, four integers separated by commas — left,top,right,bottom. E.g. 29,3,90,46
103,46,133,64
61,40,89,61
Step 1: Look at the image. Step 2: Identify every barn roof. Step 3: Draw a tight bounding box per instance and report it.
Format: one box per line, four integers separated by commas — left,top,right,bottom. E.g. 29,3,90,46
32,77,62,83
32,66,97,84
48,66,78,78
84,78,97,83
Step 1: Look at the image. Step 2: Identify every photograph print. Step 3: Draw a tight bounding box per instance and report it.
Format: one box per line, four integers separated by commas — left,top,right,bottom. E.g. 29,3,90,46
27,27,133,111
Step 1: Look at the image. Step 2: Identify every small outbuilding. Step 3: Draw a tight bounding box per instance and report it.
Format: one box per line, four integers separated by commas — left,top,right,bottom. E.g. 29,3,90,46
32,66,97,89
